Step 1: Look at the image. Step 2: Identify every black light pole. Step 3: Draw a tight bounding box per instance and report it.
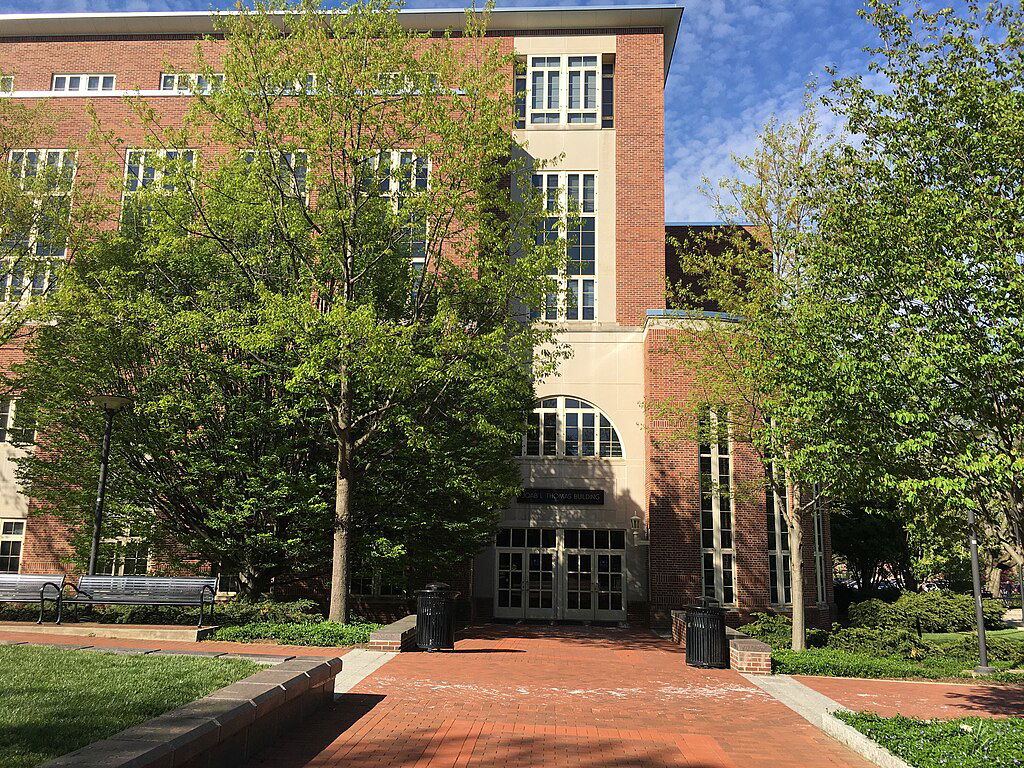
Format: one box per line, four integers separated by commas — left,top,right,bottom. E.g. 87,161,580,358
967,502,994,674
87,395,132,576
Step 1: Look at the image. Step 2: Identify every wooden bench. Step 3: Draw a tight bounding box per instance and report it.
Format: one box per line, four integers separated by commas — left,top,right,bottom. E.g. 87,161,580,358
0,573,66,623
59,575,218,627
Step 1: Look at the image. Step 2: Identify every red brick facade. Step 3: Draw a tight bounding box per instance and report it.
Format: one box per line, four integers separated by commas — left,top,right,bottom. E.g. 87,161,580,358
615,32,667,327
0,9,834,630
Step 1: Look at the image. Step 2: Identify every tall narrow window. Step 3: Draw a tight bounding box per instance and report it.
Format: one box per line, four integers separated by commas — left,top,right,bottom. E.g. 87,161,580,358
700,409,736,605
514,58,527,130
0,519,24,573
601,55,615,128
566,56,599,124
766,468,792,605
812,486,826,604
529,56,561,124
531,171,597,321
5,149,74,302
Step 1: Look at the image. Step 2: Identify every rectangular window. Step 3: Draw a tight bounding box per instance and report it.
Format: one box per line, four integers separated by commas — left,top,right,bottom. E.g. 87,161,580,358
242,150,307,200
699,409,736,605
0,76,13,93
52,74,115,92
159,72,224,94
525,55,609,127
601,55,615,128
0,399,35,445
766,467,792,605
523,399,558,456
514,58,527,129
531,171,598,321
97,537,149,576
4,150,74,303
0,519,25,573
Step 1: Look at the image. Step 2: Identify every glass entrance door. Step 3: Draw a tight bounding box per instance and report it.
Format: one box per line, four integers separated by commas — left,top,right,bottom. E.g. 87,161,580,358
563,550,594,620
493,526,626,622
494,527,557,620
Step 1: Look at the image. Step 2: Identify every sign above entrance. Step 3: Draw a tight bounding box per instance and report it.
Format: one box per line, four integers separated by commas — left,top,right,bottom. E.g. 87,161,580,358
516,488,605,505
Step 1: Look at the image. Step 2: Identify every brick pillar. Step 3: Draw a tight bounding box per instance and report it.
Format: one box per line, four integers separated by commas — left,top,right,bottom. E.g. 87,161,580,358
615,32,666,326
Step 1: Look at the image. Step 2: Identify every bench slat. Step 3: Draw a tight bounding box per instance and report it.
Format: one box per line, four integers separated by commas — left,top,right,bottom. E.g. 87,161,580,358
72,575,217,605
0,574,66,602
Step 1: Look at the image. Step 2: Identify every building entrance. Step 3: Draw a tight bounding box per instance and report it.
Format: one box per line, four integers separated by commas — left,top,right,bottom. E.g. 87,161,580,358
494,527,627,622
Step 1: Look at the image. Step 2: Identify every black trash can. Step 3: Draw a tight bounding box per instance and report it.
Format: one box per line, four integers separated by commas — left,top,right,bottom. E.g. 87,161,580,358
416,582,460,651
684,598,728,669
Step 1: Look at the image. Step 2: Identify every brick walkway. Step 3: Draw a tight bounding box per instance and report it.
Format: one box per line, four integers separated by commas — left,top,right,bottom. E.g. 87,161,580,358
796,675,1024,720
247,625,872,768
0,627,354,658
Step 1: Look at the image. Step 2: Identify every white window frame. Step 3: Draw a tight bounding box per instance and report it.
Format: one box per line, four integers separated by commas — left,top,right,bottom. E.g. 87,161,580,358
241,150,308,201
96,534,150,576
522,396,623,459
767,466,792,606
159,72,224,94
52,74,115,93
123,148,196,196
0,519,25,573
5,149,74,302
700,410,737,606
532,171,597,322
0,398,34,445
524,55,604,127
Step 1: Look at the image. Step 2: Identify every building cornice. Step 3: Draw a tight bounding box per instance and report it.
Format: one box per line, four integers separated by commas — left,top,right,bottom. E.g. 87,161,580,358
0,4,684,79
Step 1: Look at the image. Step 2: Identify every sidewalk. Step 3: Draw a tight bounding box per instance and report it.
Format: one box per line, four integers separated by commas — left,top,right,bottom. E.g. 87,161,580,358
245,624,875,768
795,675,1024,719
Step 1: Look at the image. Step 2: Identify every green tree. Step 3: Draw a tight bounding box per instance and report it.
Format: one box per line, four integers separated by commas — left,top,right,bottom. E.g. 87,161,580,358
659,105,863,650
81,0,563,619
808,0,1024,614
0,88,85,361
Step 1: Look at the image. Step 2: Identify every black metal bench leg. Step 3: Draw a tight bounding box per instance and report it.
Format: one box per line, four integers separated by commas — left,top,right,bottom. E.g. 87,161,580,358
37,595,44,624
55,596,63,625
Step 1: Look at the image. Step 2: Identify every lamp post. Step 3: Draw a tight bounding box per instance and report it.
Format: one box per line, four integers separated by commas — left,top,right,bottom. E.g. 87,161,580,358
967,502,994,674
87,394,132,576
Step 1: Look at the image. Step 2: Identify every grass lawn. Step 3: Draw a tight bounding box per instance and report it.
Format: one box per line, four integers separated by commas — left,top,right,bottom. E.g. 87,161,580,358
924,628,1024,646
836,711,1024,768
0,645,259,768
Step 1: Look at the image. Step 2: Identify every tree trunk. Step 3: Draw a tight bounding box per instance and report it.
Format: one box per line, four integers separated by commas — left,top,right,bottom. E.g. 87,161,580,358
787,474,806,651
328,372,353,623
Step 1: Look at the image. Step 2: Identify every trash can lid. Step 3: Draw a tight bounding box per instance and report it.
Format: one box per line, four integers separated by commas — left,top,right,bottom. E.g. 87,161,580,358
419,582,453,592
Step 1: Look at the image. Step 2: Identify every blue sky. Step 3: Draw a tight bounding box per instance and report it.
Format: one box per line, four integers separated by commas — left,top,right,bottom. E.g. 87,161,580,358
0,0,885,220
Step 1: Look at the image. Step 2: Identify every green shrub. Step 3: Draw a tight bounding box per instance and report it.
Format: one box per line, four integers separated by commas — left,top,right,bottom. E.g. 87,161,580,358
836,712,1024,768
940,635,1024,666
826,627,935,660
847,598,891,628
773,648,950,679
0,599,324,627
738,612,827,651
210,621,381,646
848,591,1005,633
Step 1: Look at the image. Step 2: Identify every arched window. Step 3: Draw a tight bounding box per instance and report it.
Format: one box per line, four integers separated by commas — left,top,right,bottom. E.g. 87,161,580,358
523,396,623,458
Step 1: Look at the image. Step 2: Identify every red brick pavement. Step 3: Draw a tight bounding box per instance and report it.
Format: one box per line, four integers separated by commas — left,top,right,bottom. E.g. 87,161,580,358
796,675,1024,720
0,627,353,658
248,625,872,768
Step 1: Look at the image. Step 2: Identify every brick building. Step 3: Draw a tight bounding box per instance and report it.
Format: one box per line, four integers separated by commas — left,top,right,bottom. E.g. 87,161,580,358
0,5,834,628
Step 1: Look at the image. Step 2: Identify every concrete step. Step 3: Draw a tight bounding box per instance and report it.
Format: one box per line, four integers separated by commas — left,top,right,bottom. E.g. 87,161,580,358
0,621,216,642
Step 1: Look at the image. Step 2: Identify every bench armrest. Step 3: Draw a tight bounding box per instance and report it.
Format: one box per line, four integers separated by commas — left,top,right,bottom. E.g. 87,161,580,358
62,583,93,600
39,581,64,599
